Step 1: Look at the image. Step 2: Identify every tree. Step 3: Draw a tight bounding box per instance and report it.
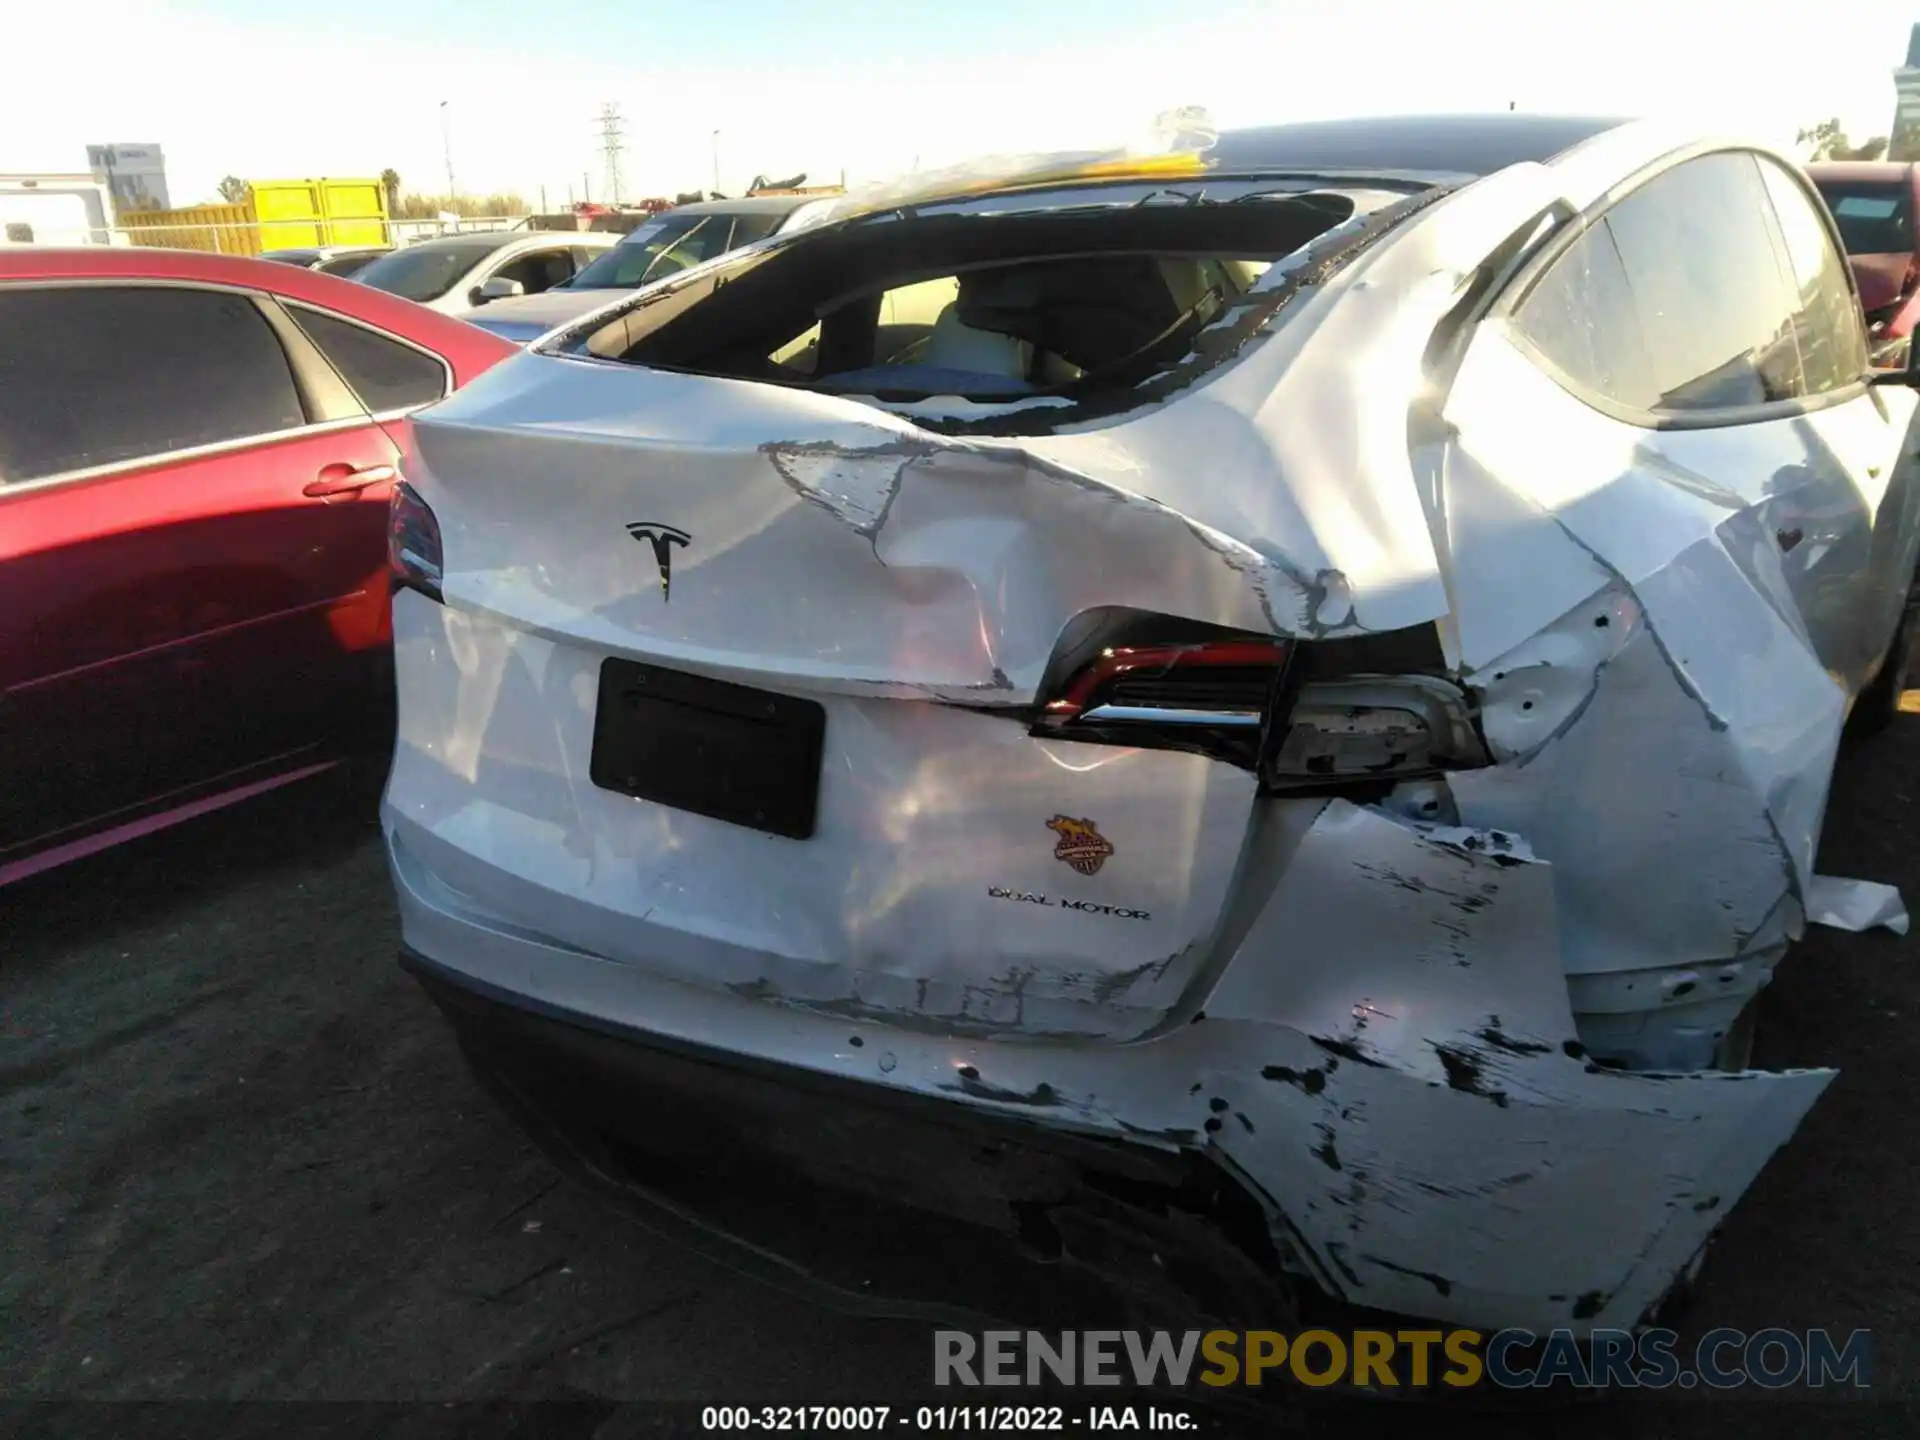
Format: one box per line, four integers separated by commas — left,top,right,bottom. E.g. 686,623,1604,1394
217,175,251,205
1797,118,1890,162
380,169,402,215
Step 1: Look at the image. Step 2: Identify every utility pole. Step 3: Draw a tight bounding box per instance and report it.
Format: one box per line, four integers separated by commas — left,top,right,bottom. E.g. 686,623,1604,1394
596,103,626,207
439,100,456,201
711,129,721,196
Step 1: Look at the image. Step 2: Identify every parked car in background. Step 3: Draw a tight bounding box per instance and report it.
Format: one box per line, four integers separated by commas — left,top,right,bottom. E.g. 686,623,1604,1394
1808,161,1920,366
260,244,393,277
458,195,835,342
351,231,618,317
0,247,516,886
388,114,1920,1339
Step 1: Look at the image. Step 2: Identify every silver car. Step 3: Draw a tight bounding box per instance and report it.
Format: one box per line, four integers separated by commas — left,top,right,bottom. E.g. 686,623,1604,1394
352,229,617,316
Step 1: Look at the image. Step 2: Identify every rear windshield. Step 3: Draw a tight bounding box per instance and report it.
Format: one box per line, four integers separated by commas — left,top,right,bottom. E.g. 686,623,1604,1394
558,186,1376,428
1813,180,1913,255
354,238,510,301
568,192,1367,391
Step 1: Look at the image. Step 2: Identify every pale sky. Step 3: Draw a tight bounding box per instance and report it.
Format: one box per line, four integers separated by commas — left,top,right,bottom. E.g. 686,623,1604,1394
9,0,1918,208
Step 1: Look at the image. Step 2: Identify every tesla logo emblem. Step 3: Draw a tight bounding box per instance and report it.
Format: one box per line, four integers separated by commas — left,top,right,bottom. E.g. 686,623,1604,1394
1047,815,1115,876
626,522,690,600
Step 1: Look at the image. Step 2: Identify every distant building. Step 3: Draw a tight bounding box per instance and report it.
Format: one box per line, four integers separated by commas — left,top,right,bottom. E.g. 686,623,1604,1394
85,143,170,213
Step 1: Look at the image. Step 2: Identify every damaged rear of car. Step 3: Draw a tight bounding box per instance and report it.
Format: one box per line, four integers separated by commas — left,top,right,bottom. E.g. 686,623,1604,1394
383,114,1920,1335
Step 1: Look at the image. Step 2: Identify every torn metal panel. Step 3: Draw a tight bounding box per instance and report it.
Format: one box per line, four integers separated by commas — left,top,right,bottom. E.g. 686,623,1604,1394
1204,801,1581,1087
1211,1039,1829,1332
1426,271,1919,1067
1453,623,1807,984
1139,801,1834,1330
1440,327,1870,980
1806,875,1911,935
412,399,1289,701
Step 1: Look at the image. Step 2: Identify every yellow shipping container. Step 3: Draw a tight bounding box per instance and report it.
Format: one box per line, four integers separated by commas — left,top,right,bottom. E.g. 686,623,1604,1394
252,178,388,250
121,178,389,255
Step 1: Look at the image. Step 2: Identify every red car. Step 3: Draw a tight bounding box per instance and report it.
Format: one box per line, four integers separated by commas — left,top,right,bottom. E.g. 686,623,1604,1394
0,247,515,886
1807,161,1920,365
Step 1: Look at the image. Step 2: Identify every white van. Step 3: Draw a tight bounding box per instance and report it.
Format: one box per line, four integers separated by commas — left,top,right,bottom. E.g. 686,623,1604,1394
0,177,120,245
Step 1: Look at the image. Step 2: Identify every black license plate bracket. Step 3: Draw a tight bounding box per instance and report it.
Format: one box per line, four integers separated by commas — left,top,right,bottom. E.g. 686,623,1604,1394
590,658,825,840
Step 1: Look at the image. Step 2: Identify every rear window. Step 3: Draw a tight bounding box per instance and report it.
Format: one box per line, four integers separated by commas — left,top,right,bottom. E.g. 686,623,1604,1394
1813,179,1913,255
566,188,1367,422
290,305,448,413
1509,221,1659,410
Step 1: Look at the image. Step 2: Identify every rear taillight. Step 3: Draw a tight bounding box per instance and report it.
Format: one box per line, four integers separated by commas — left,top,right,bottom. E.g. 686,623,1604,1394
1041,640,1286,726
1033,615,1486,790
1034,638,1285,768
388,480,444,603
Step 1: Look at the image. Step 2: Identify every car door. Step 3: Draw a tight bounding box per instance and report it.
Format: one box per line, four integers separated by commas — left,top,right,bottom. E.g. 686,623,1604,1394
1754,157,1920,690
278,298,455,715
0,281,400,864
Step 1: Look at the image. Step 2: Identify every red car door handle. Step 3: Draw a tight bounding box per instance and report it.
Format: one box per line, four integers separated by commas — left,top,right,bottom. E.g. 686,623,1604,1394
304,463,396,499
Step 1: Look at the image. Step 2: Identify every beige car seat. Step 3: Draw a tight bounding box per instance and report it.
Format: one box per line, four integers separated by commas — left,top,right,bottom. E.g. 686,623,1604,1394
916,302,1034,379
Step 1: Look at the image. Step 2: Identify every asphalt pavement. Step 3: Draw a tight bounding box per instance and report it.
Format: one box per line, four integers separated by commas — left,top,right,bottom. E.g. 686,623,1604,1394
6,704,1920,1438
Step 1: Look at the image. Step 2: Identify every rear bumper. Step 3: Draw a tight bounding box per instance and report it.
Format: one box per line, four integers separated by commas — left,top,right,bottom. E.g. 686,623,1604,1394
405,946,1283,1326
388,805,1833,1337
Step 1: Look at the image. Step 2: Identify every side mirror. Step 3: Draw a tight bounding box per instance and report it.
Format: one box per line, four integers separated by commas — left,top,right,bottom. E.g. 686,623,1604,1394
473,276,526,306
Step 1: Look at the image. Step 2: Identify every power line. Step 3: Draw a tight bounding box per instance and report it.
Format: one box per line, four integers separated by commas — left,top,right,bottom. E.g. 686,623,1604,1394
595,103,626,206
